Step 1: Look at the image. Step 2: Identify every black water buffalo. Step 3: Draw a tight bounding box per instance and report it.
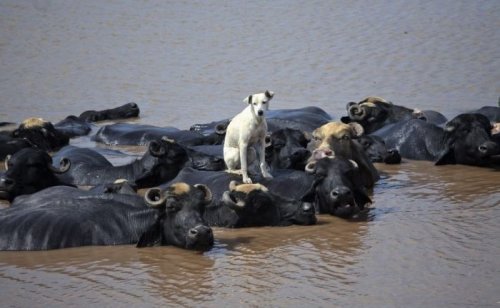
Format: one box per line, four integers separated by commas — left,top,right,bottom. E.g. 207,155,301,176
162,167,317,227
307,121,380,188
266,128,311,170
53,138,188,187
357,135,401,164
184,145,226,171
305,157,372,218
11,117,69,151
341,96,447,134
54,115,93,138
190,106,332,135
91,122,226,147
78,102,140,122
472,106,500,122
0,137,33,160
0,148,72,201
373,113,500,166
0,182,214,251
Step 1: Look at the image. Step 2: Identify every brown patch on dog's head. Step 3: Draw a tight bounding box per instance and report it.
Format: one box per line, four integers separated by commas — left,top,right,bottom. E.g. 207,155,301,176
20,117,48,129
168,182,191,196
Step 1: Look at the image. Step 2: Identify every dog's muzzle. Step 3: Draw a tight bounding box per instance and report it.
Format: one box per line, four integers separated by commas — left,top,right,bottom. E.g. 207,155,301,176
257,110,264,116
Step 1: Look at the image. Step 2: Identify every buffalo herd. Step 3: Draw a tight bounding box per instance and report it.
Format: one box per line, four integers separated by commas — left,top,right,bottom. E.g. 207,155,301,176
0,98,499,251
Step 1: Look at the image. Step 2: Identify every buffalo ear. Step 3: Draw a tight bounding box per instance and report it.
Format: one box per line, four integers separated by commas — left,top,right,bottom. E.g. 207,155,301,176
137,217,163,248
340,116,352,124
435,147,456,165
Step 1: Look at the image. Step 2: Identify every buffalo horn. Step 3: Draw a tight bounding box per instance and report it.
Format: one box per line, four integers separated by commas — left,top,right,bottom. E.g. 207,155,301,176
49,158,71,173
144,187,167,207
4,155,11,170
194,184,213,205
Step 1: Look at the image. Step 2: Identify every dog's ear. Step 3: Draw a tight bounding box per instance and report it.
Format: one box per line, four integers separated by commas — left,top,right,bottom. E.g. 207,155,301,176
265,90,274,99
244,95,253,104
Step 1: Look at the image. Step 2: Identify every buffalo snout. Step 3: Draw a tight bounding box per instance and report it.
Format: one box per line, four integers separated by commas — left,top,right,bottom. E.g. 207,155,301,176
384,149,402,164
187,225,214,250
478,141,500,157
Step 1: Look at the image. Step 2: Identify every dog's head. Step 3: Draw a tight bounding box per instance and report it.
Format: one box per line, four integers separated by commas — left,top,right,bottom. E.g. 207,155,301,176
244,90,274,117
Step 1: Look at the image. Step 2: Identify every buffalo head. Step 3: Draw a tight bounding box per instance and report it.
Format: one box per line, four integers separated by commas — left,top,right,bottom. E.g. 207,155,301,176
305,157,371,218
0,148,70,201
12,117,69,151
308,121,379,188
436,113,500,166
134,137,189,187
140,182,214,251
266,128,311,170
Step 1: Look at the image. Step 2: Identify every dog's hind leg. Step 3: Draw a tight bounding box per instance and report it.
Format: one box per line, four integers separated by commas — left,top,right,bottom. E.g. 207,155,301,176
224,146,241,173
239,142,253,183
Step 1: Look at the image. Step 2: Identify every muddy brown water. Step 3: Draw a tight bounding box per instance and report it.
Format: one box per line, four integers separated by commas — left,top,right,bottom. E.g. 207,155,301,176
1,1,499,306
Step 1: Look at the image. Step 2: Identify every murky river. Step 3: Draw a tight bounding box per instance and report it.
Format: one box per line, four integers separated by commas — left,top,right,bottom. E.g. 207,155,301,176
0,1,499,306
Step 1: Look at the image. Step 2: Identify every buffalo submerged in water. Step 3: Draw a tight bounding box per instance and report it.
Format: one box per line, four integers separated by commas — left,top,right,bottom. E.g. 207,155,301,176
0,182,214,251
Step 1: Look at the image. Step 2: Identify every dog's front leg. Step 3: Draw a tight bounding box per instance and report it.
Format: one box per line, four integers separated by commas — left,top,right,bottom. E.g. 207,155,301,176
259,137,273,179
239,142,252,184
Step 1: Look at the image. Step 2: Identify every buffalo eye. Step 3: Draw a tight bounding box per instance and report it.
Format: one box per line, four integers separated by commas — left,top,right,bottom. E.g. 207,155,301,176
342,135,350,140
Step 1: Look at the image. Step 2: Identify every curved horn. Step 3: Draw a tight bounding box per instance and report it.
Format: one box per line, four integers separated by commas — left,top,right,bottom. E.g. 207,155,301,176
49,158,71,174
349,159,359,169
348,104,366,120
229,180,238,191
194,184,213,205
144,187,167,208
4,155,11,170
264,134,272,147
161,136,175,143
305,161,316,173
222,191,245,211
346,101,357,110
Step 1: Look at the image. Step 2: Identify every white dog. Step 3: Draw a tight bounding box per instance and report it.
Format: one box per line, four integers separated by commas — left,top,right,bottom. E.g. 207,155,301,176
224,91,274,184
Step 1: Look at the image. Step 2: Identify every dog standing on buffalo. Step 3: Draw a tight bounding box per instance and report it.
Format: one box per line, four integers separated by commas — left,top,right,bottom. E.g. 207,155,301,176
224,91,274,184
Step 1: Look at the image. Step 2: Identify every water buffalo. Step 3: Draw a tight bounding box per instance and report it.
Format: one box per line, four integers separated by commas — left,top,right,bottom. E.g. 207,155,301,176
78,102,140,122
53,138,188,187
162,167,317,227
266,128,311,170
341,96,447,134
0,182,214,251
0,137,33,160
307,121,380,188
0,148,72,202
190,106,332,135
373,113,500,166
357,135,401,164
472,106,500,122
54,115,93,138
11,117,69,151
305,157,372,218
91,123,226,147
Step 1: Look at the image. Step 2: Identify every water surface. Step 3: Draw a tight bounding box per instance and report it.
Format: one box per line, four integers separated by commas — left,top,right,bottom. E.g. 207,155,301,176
0,1,499,306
